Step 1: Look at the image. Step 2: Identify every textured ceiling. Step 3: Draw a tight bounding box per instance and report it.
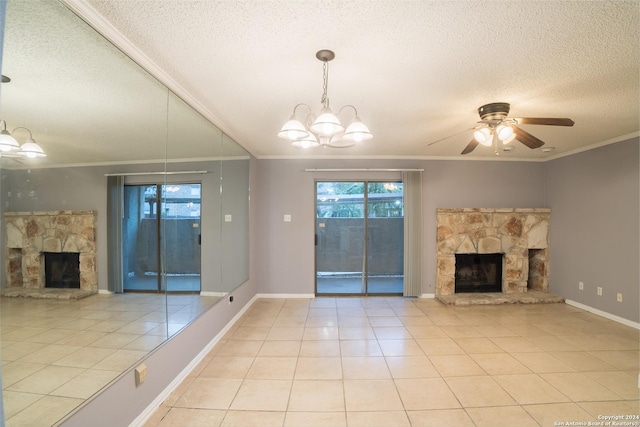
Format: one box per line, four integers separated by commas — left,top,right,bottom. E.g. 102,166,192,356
2,0,639,165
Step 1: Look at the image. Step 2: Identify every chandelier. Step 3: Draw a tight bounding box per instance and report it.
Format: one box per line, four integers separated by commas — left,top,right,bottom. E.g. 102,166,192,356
0,120,46,158
278,50,372,148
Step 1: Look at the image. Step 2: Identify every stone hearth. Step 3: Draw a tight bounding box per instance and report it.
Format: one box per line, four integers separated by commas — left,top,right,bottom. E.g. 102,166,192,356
4,210,97,297
436,208,554,301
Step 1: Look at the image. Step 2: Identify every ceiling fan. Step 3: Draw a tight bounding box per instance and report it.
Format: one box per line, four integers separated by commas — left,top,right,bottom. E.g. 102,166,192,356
432,102,575,155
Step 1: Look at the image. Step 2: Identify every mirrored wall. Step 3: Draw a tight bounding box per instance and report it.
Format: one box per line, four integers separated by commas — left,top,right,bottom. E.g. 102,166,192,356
0,0,249,425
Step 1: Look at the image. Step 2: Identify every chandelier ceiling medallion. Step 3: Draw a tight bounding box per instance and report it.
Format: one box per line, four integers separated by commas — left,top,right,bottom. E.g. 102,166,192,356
278,49,372,148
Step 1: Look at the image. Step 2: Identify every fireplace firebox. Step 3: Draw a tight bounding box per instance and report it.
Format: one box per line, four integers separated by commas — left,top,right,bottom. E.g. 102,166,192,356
455,253,502,293
44,252,81,289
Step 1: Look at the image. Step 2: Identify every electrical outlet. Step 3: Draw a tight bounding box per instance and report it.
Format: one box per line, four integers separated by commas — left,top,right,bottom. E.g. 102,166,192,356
597,287,603,296
617,293,623,302
284,214,292,222
135,363,147,386
578,281,584,290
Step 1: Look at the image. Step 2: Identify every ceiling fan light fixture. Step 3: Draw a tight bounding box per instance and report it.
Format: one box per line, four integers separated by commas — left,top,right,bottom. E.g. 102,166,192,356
501,132,517,145
457,102,575,156
496,124,514,141
474,127,492,146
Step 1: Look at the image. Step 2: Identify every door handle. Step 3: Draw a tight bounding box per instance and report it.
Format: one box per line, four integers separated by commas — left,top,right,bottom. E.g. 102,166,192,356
314,234,318,246
198,234,201,245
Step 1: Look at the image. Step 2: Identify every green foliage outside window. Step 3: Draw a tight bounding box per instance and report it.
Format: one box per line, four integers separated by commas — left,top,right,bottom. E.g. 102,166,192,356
317,181,403,218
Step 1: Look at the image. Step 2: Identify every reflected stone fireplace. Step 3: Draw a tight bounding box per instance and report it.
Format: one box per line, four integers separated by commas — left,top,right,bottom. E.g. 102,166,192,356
436,208,561,304
4,210,97,298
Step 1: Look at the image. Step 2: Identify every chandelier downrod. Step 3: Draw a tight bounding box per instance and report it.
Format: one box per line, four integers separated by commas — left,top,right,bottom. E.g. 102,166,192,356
317,49,334,109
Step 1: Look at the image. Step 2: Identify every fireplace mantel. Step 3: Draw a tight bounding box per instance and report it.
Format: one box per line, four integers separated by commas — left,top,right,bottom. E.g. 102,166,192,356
4,210,97,293
436,208,550,298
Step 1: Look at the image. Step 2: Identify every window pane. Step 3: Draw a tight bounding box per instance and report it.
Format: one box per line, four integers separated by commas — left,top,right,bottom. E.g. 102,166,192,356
367,182,403,218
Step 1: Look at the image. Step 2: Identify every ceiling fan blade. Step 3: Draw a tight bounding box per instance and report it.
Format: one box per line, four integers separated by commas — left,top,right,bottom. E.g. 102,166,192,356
427,126,476,146
513,117,575,126
513,125,545,149
461,139,479,155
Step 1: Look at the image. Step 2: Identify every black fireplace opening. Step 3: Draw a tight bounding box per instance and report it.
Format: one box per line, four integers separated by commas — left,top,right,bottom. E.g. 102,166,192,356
44,252,80,289
455,253,502,293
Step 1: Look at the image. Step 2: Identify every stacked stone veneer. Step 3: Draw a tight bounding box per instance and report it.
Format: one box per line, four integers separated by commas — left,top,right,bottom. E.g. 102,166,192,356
436,208,550,296
4,211,97,292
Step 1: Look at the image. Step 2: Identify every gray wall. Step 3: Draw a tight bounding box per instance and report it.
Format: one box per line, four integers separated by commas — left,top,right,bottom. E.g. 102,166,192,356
253,158,547,295
546,138,639,322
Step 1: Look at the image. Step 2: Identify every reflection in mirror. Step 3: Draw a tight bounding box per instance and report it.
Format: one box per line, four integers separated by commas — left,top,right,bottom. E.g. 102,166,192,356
221,156,250,292
0,1,250,425
164,91,224,334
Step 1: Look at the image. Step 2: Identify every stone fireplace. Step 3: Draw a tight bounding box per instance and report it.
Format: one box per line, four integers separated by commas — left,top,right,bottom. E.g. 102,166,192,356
4,210,97,295
436,208,551,299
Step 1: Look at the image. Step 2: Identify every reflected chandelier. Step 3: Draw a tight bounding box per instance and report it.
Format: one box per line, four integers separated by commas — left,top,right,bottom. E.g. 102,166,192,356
278,50,372,148
0,120,46,158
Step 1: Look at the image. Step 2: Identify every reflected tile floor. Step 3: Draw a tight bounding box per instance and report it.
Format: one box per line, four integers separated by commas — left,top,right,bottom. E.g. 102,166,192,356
1,292,219,426
145,297,639,427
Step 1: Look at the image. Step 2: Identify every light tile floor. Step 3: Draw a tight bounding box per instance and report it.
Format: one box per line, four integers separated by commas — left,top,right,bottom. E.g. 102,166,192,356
145,297,640,427
1,292,219,426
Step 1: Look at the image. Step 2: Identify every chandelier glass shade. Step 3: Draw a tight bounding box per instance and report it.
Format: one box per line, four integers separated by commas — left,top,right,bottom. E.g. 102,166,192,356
278,50,372,148
0,121,46,158
277,114,309,140
309,107,344,137
291,131,320,148
0,128,20,152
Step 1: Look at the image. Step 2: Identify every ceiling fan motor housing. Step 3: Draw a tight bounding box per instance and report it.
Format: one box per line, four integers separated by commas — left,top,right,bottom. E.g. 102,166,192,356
478,102,510,121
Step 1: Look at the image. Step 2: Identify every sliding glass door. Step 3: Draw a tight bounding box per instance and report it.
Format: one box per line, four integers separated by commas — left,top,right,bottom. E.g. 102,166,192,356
122,183,201,292
315,181,404,295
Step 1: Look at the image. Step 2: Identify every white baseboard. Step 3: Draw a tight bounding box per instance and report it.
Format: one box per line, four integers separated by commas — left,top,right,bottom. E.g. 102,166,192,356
200,291,227,297
256,293,437,299
565,299,640,330
130,294,258,427
256,293,316,299
98,289,114,294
